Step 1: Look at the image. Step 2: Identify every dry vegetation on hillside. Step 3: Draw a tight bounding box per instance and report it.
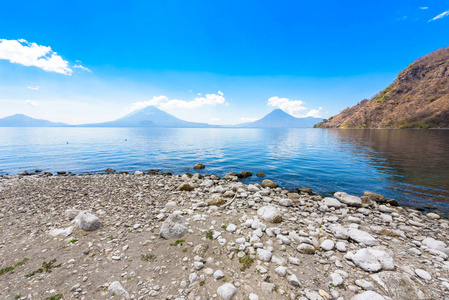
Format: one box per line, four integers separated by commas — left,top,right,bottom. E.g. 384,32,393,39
316,47,449,129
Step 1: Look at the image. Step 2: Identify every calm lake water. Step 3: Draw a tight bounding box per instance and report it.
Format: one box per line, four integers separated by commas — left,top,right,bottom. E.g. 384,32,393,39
1,127,448,215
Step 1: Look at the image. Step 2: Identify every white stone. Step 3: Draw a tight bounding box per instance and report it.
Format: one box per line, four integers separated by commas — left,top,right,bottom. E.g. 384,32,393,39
422,237,449,255
351,248,394,272
334,192,362,207
355,279,374,291
348,229,376,246
275,266,286,277
415,269,431,281
336,242,347,252
257,206,282,223
330,273,343,286
49,226,74,237
288,274,301,287
226,224,237,233
350,291,385,300
297,243,316,254
214,270,225,280
249,293,259,300
217,283,237,300
159,213,186,239
320,239,335,251
323,197,344,208
257,249,272,262
73,211,102,231
279,199,293,207
107,281,130,299
194,262,204,270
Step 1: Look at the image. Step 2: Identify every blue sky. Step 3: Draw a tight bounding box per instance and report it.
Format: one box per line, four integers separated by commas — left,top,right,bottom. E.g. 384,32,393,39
0,0,448,125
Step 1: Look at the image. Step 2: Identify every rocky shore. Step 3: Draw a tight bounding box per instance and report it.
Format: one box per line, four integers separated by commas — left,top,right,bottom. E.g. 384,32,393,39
1,170,449,300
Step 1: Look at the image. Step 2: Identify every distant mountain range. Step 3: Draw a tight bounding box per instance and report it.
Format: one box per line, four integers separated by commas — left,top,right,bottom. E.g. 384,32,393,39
0,106,322,128
315,46,449,129
0,114,68,127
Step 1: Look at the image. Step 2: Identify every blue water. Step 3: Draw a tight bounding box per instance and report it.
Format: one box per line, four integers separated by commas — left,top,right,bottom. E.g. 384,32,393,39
1,127,448,215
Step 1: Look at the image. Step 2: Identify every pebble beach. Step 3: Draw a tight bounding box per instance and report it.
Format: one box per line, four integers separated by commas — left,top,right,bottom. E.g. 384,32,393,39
1,170,449,300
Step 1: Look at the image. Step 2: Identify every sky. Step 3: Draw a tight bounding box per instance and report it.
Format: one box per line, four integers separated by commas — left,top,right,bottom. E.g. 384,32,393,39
0,0,448,125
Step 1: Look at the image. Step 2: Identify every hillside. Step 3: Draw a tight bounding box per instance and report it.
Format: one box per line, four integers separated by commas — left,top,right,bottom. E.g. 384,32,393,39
315,47,449,129
80,106,215,128
240,109,322,128
0,114,68,127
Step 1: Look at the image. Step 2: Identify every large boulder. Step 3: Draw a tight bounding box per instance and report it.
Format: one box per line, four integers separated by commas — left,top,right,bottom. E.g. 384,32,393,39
261,179,277,189
369,271,428,300
351,248,394,272
159,213,187,239
323,197,344,208
334,192,362,207
422,237,449,255
237,170,252,178
348,229,377,246
72,211,102,231
206,194,226,206
177,183,194,191
257,206,282,223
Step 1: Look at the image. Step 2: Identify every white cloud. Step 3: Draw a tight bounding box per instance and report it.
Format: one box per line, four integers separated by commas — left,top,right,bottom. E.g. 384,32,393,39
267,96,323,118
0,39,72,75
429,10,449,21
304,107,323,118
420,7,428,9
27,85,39,90
73,64,91,72
26,100,40,107
210,118,220,124
239,117,258,123
129,91,226,112
267,96,307,116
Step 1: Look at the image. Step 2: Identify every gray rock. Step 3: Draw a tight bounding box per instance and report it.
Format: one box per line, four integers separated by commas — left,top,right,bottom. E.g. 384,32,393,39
214,270,225,280
323,197,344,208
159,213,187,239
370,271,428,299
288,274,301,287
304,289,324,300
279,199,293,207
49,226,74,237
133,171,144,176
261,179,277,189
72,211,102,231
330,224,349,239
415,269,431,281
248,185,260,192
350,291,385,300
275,266,287,277
261,282,275,292
249,294,259,300
348,229,376,246
330,273,343,286
107,281,130,299
206,194,226,206
351,248,394,272
297,243,316,254
217,283,237,300
336,242,347,252
363,192,386,203
320,239,335,251
257,206,282,223
193,163,205,169
334,192,362,207
177,183,194,191
257,249,272,262
422,237,449,255
355,279,374,291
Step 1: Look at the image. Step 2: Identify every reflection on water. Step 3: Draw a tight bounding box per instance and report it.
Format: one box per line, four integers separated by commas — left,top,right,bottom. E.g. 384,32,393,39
0,127,448,215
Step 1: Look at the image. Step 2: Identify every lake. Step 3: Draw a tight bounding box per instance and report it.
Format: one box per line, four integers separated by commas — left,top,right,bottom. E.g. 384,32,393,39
1,127,448,216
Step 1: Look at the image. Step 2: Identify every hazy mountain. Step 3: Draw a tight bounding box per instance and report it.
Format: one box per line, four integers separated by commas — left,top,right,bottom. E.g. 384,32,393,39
81,105,216,128
315,46,449,129
238,109,322,128
0,114,68,127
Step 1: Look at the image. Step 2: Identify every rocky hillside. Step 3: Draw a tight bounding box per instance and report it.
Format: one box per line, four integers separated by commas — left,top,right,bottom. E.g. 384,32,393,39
315,47,449,129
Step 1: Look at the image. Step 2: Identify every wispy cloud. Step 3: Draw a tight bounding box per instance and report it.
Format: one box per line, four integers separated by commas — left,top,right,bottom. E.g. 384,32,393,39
267,96,322,118
25,100,40,107
129,91,226,112
27,85,39,90
0,39,72,75
73,64,91,72
239,117,258,123
420,7,428,10
428,10,449,22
